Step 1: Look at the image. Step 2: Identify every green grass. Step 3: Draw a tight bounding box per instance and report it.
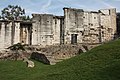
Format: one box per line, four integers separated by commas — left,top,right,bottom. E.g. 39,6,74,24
1,39,120,80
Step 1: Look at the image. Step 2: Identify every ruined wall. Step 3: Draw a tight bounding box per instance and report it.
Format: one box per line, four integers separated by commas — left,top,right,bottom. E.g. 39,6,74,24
64,8,100,44
99,8,116,42
0,21,32,50
32,14,54,46
53,16,64,44
20,23,32,45
83,8,116,43
14,22,20,44
64,8,84,44
0,8,117,50
0,22,11,50
63,7,116,44
32,14,64,46
82,11,100,43
0,21,20,50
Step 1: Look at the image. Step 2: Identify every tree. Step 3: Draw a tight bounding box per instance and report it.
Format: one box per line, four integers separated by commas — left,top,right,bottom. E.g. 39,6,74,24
0,5,31,21
1,5,25,20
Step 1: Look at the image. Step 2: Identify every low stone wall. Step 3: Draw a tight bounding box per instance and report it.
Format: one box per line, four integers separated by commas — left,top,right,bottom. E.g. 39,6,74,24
30,44,100,65
0,44,100,65
0,49,30,60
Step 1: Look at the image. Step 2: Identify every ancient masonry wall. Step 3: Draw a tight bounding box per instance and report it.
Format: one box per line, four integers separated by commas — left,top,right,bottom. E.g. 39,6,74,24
20,22,32,45
99,9,116,42
63,8,84,44
63,8,116,44
0,8,117,50
32,14,64,46
0,21,32,50
0,22,11,49
82,11,100,43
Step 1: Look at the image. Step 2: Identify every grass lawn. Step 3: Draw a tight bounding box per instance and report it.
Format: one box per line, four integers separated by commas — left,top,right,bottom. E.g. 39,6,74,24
0,39,120,80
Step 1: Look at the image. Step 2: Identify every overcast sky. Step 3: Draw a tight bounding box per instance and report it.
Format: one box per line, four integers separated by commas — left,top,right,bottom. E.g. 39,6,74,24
0,0,120,17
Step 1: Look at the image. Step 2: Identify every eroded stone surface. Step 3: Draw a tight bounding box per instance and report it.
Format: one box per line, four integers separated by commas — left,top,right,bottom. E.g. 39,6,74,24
26,60,35,68
0,7,117,65
0,8,117,50
30,44,100,65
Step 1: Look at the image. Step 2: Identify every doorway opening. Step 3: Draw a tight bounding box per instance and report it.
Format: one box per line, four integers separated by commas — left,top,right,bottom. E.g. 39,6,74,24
71,34,77,44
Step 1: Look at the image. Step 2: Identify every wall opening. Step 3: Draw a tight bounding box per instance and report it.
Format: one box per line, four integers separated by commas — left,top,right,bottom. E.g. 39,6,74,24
20,22,32,45
71,34,77,44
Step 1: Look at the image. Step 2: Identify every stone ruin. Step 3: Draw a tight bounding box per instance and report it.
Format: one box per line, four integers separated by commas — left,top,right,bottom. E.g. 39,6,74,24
30,43,100,65
0,7,117,50
0,43,100,65
0,7,117,65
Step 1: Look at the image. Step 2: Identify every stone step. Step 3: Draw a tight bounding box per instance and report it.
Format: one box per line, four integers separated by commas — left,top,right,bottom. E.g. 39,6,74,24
46,57,64,65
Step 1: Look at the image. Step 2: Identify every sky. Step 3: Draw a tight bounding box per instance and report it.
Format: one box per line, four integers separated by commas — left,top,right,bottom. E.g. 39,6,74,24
0,0,120,17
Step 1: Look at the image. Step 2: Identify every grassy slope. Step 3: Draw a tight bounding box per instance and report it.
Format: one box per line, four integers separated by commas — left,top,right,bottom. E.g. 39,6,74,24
0,40,120,80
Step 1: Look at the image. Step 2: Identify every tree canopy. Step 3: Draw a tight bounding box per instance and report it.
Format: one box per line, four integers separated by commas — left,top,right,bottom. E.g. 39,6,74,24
0,5,30,20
